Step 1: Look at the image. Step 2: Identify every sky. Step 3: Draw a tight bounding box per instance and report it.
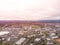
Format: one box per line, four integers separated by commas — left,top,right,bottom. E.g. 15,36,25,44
0,0,60,20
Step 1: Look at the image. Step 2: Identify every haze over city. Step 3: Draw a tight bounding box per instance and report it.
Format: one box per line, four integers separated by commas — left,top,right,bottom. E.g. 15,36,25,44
0,0,60,20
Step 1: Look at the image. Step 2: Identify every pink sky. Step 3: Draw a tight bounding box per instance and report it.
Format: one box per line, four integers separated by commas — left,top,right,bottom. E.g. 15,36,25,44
0,0,60,20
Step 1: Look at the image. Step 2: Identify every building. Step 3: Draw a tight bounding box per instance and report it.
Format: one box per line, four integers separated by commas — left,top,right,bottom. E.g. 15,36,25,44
0,31,9,36
0,31,9,44
15,38,26,45
46,37,54,45
50,33,58,39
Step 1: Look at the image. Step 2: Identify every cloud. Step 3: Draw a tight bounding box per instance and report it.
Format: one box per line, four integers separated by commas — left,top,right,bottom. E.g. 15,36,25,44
0,0,60,20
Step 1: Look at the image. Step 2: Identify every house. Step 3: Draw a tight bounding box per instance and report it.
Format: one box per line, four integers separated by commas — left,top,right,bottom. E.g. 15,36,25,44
50,33,58,39
34,38,41,42
46,37,54,45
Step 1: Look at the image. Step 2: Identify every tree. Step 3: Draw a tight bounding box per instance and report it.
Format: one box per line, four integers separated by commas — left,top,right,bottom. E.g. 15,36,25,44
43,31,49,37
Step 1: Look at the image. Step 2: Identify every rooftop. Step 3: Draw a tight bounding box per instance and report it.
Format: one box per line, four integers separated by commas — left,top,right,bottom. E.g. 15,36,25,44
0,31,9,36
15,38,26,45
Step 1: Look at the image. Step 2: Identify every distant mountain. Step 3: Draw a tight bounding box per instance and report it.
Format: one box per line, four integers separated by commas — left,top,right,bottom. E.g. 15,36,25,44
0,20,60,24
38,20,60,23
